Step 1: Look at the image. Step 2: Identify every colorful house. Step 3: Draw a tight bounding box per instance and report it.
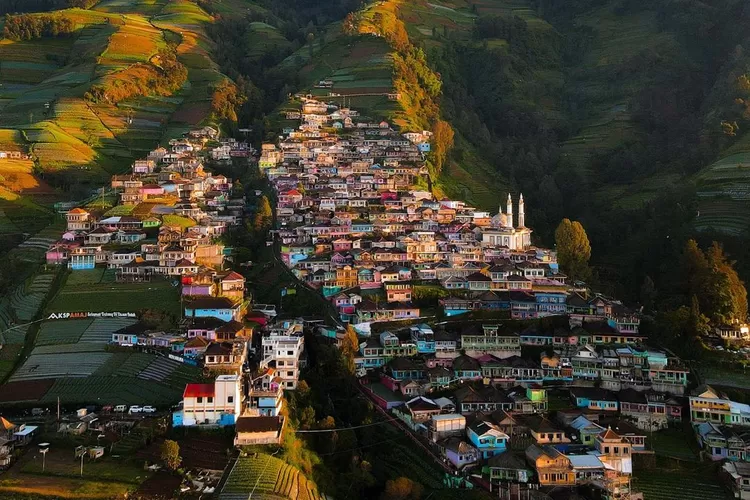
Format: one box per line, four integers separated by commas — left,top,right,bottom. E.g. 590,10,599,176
486,451,533,484
184,297,245,322
569,387,619,412
172,375,241,427
466,420,509,458
525,444,575,486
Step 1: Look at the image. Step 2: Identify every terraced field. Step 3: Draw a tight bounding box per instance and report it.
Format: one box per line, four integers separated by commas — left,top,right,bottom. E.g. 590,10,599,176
0,0,223,233
48,277,181,317
220,454,324,500
632,467,730,500
40,375,186,405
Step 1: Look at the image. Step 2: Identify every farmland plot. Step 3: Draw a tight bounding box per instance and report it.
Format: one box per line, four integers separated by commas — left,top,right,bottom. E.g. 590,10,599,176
10,351,113,381
220,454,324,500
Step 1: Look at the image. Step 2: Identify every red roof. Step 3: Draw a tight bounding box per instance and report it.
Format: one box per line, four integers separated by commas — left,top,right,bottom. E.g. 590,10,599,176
221,271,244,281
285,189,301,196
183,383,214,398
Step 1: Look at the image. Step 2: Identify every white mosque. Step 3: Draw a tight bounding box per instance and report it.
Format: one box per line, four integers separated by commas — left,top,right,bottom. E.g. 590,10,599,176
480,193,532,250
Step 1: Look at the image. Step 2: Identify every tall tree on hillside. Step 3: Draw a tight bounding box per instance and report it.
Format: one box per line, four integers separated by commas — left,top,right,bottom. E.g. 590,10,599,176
430,120,454,177
253,195,272,232
679,240,748,324
339,324,359,375
680,239,708,299
706,242,748,323
554,218,591,282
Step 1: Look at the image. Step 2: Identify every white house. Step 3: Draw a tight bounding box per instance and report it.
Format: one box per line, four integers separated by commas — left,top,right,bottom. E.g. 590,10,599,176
172,375,241,427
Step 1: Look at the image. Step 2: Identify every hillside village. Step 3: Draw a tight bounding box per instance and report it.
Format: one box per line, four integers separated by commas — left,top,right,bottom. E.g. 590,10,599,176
0,98,748,499
258,97,750,498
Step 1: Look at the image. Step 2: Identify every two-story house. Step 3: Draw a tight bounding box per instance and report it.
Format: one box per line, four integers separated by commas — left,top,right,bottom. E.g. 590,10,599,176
173,375,241,427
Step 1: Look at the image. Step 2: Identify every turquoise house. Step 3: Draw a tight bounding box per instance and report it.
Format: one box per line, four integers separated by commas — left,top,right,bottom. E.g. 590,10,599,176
569,387,619,412
467,420,509,459
452,354,482,380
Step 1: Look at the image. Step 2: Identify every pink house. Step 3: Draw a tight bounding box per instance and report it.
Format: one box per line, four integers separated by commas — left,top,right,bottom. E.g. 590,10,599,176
333,239,352,252
46,245,69,264
381,191,398,201
140,184,165,197
46,242,80,264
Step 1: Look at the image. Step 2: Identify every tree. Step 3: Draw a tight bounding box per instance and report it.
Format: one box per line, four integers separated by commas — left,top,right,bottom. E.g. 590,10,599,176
680,239,708,299
160,440,181,471
253,195,272,232
339,324,359,375
211,79,247,123
430,120,454,177
680,240,748,324
316,416,338,454
554,219,592,282
382,477,424,499
706,242,748,323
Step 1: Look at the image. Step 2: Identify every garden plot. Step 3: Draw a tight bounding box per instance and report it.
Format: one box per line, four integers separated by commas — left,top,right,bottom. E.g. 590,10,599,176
137,356,180,382
633,467,730,500
113,352,156,377
10,351,113,381
218,455,324,500
8,273,56,324
35,319,93,346
41,375,185,405
80,317,137,342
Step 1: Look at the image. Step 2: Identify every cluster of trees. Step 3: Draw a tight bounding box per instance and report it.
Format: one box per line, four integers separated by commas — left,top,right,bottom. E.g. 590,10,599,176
211,78,247,124
87,50,187,104
679,240,748,325
251,195,273,233
206,18,297,140
3,13,74,40
0,0,96,15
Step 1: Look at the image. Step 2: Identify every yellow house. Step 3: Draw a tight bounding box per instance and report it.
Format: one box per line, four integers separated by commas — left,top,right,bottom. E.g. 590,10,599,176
525,444,575,486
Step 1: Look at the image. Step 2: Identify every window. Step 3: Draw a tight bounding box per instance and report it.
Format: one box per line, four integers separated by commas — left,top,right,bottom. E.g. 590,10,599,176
604,447,610,453
197,397,203,403
228,396,234,403
207,397,213,403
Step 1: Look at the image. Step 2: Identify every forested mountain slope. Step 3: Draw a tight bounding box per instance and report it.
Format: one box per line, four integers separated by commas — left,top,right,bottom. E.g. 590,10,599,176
314,0,750,300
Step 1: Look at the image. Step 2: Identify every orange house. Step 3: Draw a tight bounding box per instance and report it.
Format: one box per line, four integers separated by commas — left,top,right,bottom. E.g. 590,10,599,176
525,444,575,486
